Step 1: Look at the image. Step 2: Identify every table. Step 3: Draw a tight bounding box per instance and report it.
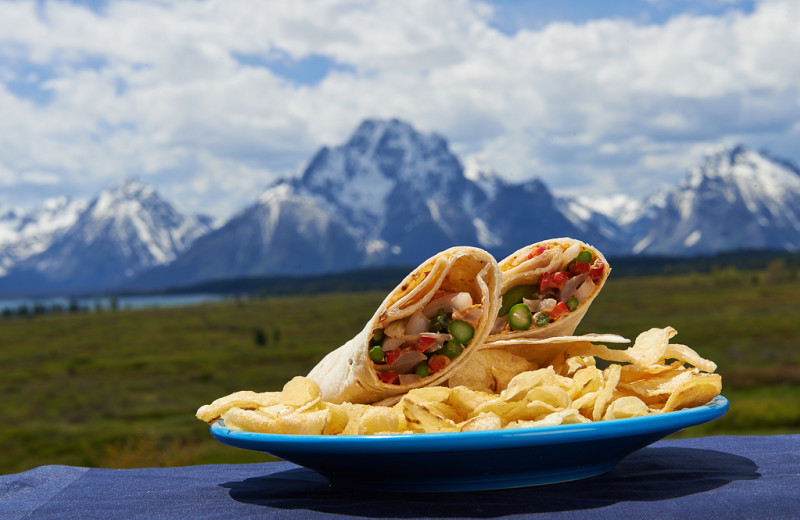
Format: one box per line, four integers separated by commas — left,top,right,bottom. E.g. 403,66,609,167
2,435,797,519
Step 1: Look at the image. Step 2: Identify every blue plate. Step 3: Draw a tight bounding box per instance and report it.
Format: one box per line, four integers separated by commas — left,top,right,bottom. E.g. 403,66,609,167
210,395,728,492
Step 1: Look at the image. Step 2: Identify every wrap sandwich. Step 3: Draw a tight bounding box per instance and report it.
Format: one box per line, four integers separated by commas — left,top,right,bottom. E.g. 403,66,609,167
307,246,501,404
487,238,611,344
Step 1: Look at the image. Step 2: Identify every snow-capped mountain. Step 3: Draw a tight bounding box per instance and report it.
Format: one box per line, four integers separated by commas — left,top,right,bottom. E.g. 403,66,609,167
0,197,87,275
2,118,798,296
281,118,619,260
290,118,489,264
132,182,365,289
0,178,212,293
567,187,673,254
132,119,618,289
632,145,800,254
128,126,800,292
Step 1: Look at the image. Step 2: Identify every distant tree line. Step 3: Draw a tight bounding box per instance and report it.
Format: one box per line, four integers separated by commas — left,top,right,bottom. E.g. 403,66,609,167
2,250,798,320
1,296,119,319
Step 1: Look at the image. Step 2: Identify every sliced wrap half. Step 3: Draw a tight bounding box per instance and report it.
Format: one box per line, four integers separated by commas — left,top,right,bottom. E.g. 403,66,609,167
486,238,610,344
307,246,501,404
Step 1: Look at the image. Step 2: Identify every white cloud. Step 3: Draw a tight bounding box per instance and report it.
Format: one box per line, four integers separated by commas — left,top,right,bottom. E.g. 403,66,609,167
0,0,798,217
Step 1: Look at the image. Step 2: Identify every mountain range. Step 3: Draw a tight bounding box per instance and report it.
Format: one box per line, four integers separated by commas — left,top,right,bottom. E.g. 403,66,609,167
1,118,799,296
0,180,212,295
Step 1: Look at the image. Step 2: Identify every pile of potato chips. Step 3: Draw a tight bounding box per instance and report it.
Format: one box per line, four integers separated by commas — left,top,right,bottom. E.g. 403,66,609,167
196,326,722,435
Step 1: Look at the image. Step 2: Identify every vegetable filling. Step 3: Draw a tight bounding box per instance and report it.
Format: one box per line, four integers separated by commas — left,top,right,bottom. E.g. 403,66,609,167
370,291,483,385
496,247,606,333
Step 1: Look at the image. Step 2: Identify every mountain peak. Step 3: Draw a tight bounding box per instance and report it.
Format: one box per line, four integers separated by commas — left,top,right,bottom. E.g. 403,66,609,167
636,143,800,254
0,179,213,293
688,144,800,197
348,118,411,145
108,176,151,197
295,118,471,248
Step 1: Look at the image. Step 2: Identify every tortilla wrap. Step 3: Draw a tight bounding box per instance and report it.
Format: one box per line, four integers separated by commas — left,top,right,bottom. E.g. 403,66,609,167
485,238,611,344
307,246,501,404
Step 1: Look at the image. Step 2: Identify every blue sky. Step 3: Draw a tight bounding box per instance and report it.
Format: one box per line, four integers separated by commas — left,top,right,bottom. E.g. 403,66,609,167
0,0,796,218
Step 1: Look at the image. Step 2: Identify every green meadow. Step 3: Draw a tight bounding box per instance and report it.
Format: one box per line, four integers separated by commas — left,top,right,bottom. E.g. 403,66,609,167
1,262,799,475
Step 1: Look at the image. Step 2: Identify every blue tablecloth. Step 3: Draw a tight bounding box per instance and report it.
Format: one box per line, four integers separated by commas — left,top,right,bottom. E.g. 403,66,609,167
2,435,798,519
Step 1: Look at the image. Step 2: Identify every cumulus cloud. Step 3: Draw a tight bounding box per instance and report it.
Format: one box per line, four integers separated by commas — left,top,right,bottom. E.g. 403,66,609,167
0,0,797,217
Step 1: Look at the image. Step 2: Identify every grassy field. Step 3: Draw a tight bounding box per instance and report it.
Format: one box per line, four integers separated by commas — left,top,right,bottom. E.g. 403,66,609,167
1,267,799,475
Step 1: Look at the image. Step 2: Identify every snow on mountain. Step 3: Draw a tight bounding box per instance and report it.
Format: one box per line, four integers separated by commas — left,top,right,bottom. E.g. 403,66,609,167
0,178,212,293
633,145,800,255
0,197,87,275
3,119,799,296
558,196,630,253
132,180,364,290
135,118,613,288
292,118,488,264
283,118,623,263
576,193,642,226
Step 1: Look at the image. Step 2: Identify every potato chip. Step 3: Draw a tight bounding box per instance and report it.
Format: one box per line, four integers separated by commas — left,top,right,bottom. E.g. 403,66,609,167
492,362,535,393
447,386,496,418
338,405,370,435
195,390,281,423
501,367,562,401
564,327,717,374
591,364,622,421
569,366,604,399
469,370,570,423
396,386,465,433
526,385,571,410
460,412,503,431
570,392,597,418
506,408,589,429
280,376,321,409
664,343,717,373
558,408,592,425
278,409,330,435
472,399,531,423
554,354,596,377
618,361,684,383
220,405,303,434
659,373,723,413
447,349,532,393
505,414,564,429
404,386,452,404
618,367,700,397
357,405,407,434
402,396,461,433
322,403,354,435
522,400,563,421
603,396,650,420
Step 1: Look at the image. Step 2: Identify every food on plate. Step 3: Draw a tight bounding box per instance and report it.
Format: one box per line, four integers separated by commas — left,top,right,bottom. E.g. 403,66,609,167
488,238,610,343
196,327,722,434
196,239,722,437
305,246,501,404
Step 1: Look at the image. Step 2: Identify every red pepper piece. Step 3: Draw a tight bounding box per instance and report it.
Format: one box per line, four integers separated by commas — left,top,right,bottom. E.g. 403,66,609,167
427,354,450,374
378,371,398,384
541,271,570,291
590,261,605,281
415,336,437,352
548,301,570,320
570,261,591,274
384,348,402,366
527,245,547,259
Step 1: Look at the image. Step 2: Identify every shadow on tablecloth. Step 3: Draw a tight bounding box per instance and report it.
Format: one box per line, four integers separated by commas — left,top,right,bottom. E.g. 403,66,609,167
220,447,760,517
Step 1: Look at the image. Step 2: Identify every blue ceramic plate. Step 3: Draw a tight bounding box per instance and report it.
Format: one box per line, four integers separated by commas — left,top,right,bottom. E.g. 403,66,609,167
210,395,728,492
